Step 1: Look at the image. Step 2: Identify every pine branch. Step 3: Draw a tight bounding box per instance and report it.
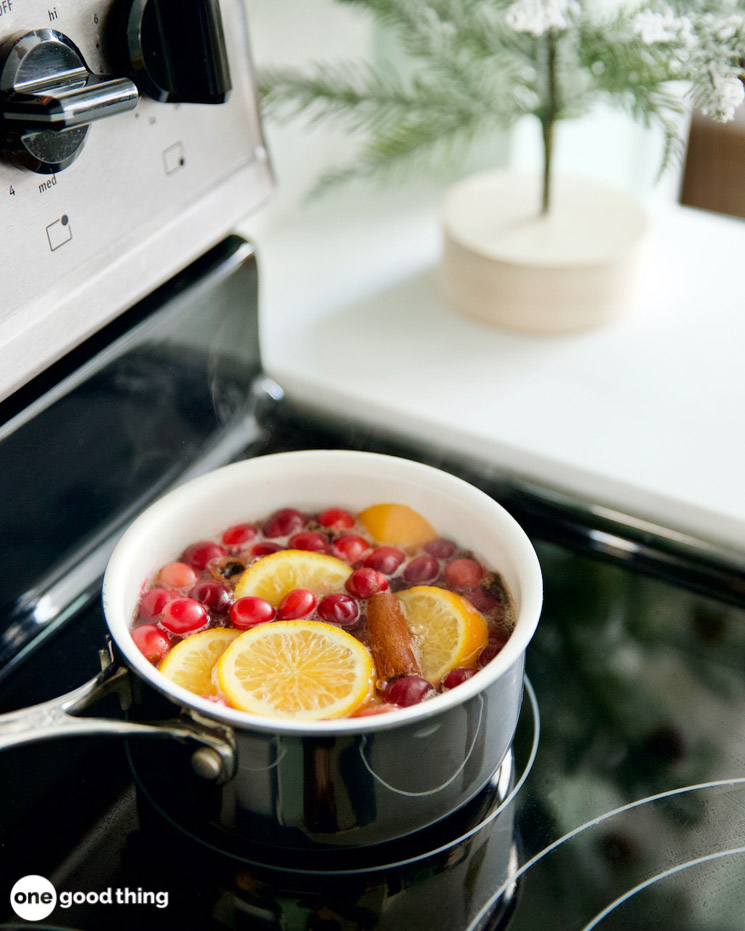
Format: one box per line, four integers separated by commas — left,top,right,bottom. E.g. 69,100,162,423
336,0,515,60
312,107,489,195
575,13,689,176
260,55,538,135
259,0,745,198
334,0,537,96
259,63,483,131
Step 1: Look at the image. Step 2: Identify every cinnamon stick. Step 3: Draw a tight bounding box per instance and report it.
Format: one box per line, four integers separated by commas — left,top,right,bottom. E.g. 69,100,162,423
367,592,421,680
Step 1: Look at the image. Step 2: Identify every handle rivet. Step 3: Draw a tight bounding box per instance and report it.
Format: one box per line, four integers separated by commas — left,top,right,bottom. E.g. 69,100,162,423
191,746,223,780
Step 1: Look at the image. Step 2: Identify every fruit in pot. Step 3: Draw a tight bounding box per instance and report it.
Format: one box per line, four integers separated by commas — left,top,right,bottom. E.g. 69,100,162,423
365,546,405,575
189,580,232,615
132,624,171,663
277,588,317,620
222,523,258,546
396,586,488,682
159,628,241,696
217,621,374,719
333,535,371,564
262,508,305,538
234,550,352,606
160,598,209,634
424,538,457,559
181,540,226,570
346,568,389,598
230,597,276,629
384,675,435,707
251,541,283,557
358,503,437,547
444,559,484,589
318,508,355,530
139,587,177,622
158,562,198,588
441,667,477,690
403,554,439,584
132,500,516,721
317,593,360,627
288,531,331,554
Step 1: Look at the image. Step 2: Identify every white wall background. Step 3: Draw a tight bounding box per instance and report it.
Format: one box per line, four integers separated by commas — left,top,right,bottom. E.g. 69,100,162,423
245,0,375,227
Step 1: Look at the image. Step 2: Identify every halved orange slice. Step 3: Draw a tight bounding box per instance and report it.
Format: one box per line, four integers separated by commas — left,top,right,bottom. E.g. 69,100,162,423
357,503,437,547
233,550,352,606
158,627,241,697
216,620,374,720
396,586,488,682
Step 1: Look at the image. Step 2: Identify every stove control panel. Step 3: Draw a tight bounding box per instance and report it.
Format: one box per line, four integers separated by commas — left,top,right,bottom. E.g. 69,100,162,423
0,28,139,173
0,0,272,403
124,0,231,104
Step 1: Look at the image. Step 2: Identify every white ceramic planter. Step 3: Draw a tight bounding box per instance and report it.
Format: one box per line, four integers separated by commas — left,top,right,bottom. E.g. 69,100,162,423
441,171,649,333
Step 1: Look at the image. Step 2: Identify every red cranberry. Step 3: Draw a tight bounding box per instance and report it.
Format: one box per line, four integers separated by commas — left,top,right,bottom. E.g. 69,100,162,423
288,531,331,554
490,631,510,649
181,540,227,570
230,596,275,629
263,508,305,538
333,535,371,564
424,538,457,559
384,675,435,707
251,541,283,557
444,559,484,589
222,523,257,546
132,624,170,663
318,508,355,531
346,568,389,598
277,588,316,620
161,598,209,634
465,587,498,613
489,630,510,650
139,587,177,622
477,641,506,667
189,580,232,615
317,593,360,627
441,667,477,690
403,554,439,584
159,562,197,588
365,546,405,575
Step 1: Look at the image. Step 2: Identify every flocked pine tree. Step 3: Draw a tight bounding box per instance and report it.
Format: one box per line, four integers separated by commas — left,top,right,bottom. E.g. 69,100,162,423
260,1,745,215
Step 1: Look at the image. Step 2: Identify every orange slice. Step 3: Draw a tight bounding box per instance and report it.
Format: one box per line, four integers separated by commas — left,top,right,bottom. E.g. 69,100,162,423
159,627,241,697
216,620,374,720
357,503,437,547
233,550,352,606
396,586,488,682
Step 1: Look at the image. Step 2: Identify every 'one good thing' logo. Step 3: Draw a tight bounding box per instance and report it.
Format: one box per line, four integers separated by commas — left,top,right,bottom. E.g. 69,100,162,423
9,876,56,921
10,875,169,921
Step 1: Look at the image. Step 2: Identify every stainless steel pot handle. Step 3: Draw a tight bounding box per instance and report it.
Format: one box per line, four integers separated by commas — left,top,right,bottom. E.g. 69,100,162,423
0,654,236,784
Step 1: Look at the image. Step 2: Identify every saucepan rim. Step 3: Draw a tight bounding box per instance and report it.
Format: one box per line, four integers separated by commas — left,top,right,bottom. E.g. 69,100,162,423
103,450,543,735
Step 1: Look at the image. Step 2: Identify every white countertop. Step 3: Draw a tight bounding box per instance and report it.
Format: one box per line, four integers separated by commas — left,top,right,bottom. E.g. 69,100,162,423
239,195,745,553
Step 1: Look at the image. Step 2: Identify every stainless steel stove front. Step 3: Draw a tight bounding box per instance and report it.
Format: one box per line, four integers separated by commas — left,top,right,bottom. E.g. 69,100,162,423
0,0,272,403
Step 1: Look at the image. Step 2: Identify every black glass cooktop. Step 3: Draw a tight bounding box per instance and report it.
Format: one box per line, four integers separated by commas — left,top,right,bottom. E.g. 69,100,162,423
0,237,743,930
0,501,742,930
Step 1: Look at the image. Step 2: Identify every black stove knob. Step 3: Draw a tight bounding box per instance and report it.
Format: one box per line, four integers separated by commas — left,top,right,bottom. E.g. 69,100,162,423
0,29,139,173
126,0,232,104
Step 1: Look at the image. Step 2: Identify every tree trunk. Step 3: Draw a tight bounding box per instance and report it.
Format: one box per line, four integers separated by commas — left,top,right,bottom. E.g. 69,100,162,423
540,31,559,215
541,116,554,215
